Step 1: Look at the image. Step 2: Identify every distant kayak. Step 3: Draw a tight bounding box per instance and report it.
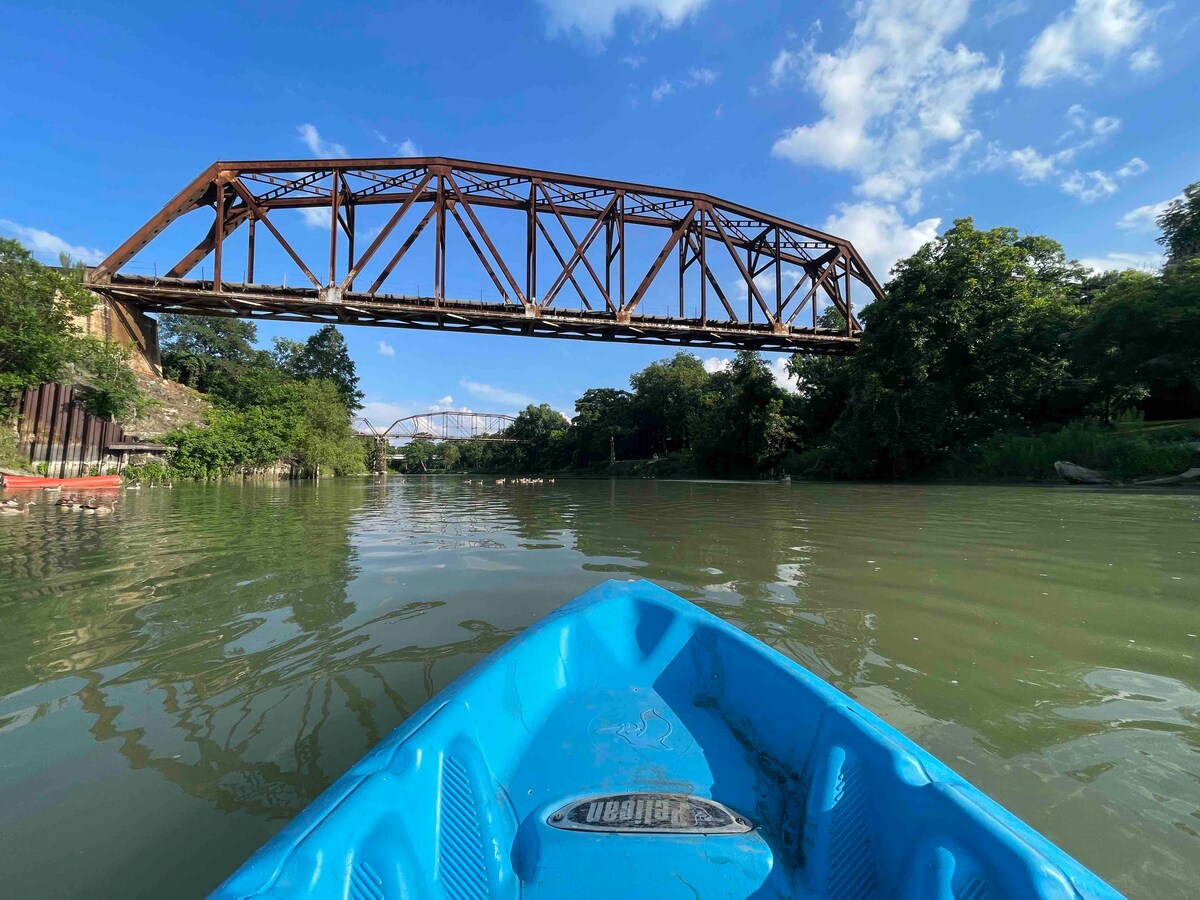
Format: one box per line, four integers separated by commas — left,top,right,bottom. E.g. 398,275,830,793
1,474,121,490
212,580,1121,899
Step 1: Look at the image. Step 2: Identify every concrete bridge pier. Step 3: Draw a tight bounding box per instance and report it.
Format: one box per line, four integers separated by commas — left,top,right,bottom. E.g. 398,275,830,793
72,289,161,377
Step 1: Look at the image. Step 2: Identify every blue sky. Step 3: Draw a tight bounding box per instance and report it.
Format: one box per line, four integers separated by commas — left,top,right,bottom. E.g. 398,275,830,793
1,0,1196,426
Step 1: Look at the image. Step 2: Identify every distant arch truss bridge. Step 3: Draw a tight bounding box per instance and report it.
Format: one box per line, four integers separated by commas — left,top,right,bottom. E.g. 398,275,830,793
356,411,517,444
87,158,883,353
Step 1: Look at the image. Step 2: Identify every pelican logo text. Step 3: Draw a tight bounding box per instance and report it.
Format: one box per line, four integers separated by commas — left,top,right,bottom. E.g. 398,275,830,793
548,793,752,834
586,796,693,828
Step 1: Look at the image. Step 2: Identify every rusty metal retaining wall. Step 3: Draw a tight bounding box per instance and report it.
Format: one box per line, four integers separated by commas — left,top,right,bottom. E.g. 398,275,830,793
14,384,132,477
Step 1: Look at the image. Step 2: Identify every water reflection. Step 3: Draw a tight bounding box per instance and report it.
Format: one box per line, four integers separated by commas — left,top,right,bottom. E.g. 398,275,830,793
0,478,1197,898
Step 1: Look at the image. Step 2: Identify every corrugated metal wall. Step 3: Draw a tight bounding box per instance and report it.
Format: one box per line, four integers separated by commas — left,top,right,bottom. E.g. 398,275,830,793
15,384,131,477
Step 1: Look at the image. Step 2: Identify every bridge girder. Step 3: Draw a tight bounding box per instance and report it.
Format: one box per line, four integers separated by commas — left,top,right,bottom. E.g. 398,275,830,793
86,158,883,353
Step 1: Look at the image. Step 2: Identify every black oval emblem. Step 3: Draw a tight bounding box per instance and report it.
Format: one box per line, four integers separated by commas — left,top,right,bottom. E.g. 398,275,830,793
548,793,751,834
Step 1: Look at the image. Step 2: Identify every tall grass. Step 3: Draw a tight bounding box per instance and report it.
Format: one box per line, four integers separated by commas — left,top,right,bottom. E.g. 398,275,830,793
972,421,1198,480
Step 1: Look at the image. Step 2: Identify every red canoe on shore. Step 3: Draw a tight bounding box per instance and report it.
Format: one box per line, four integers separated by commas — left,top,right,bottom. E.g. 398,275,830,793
1,474,122,490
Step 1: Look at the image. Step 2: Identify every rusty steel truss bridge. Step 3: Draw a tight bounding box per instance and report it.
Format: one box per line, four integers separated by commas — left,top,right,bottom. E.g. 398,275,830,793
86,158,882,353
355,411,517,444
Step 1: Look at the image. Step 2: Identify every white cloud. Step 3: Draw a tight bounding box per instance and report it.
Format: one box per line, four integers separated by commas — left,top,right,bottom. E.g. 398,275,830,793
770,0,1001,205
769,357,799,392
1004,146,1063,182
1128,46,1160,73
1117,195,1178,231
823,202,941,280
538,0,709,41
983,106,1138,201
769,47,802,86
377,340,396,357
1020,0,1152,87
460,379,534,407
433,395,454,407
620,54,647,68
651,66,720,101
1115,157,1148,178
1060,170,1119,203
1060,158,1146,203
1076,251,1163,273
359,400,412,430
297,123,348,158
701,355,797,392
374,131,420,156
0,219,105,264
300,207,332,229
984,0,1029,28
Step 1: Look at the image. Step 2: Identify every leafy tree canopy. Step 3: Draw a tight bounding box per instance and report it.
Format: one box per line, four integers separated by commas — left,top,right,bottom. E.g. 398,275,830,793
283,325,363,411
1158,181,1200,269
629,352,711,454
0,238,94,408
811,220,1089,476
159,314,256,361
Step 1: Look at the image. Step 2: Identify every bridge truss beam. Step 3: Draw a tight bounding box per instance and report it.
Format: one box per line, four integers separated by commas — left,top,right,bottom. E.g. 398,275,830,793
355,411,518,443
86,158,883,354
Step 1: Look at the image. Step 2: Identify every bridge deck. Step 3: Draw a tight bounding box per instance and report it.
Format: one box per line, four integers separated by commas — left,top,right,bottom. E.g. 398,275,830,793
101,275,859,353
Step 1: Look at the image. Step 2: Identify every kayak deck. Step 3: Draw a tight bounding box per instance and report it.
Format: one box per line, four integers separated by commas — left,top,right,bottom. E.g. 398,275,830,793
214,580,1119,899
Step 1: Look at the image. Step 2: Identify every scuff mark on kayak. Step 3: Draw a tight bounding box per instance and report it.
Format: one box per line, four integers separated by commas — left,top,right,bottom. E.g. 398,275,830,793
673,872,701,899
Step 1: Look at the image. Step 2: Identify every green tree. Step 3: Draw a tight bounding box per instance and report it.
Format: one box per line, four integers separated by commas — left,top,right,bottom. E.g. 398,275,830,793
571,388,635,466
71,338,143,420
440,442,461,471
159,315,255,359
159,315,257,391
458,439,495,472
0,238,94,409
270,337,305,372
629,352,711,455
285,325,363,411
503,404,571,472
693,351,791,474
787,307,857,446
1074,262,1200,419
168,405,301,479
404,439,435,472
811,220,1087,477
1158,181,1200,269
292,380,366,476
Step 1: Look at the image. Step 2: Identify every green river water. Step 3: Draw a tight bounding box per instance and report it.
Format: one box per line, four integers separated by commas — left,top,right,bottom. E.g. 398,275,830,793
0,477,1196,898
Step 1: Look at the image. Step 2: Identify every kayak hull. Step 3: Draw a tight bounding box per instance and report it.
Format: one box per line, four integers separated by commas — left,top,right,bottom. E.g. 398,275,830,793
1,474,121,490
212,579,1121,899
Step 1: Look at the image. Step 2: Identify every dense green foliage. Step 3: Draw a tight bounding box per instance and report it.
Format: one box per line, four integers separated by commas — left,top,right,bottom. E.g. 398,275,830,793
1159,183,1200,269
159,317,366,478
70,337,144,419
274,325,364,411
776,185,1200,479
0,239,144,421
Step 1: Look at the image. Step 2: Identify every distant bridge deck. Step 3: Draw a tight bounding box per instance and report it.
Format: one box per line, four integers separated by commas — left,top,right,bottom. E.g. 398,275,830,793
85,158,880,354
